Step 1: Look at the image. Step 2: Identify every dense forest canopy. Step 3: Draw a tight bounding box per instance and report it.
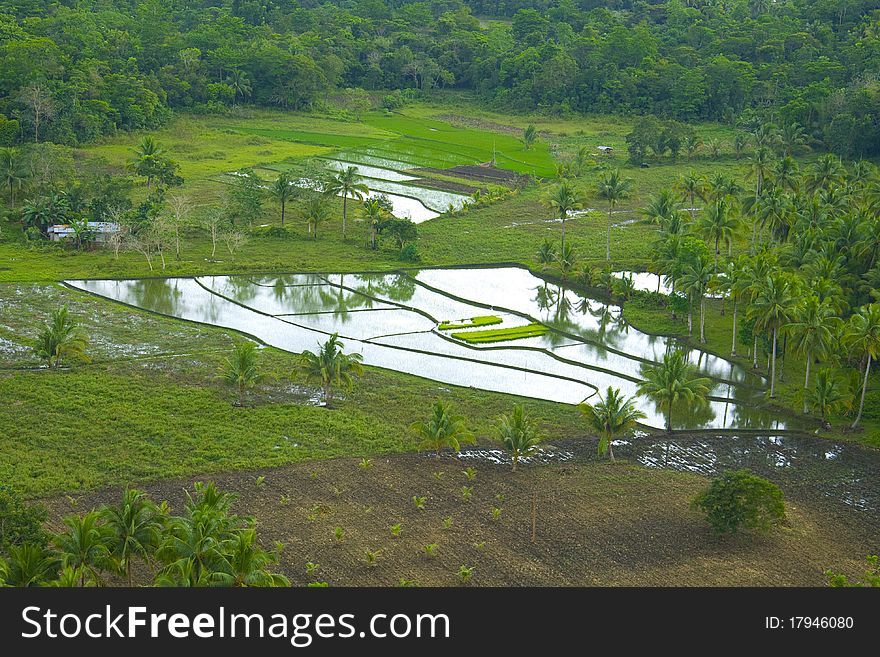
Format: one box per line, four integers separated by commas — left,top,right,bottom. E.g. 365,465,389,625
1,0,880,154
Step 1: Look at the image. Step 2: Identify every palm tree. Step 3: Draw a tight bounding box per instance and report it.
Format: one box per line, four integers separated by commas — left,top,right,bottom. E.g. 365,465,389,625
221,341,262,406
778,122,810,156
555,242,578,281
33,305,89,368
211,529,289,587
324,166,368,240
596,169,633,261
674,171,706,221
705,138,724,159
844,303,880,429
129,137,164,189
495,404,542,471
733,132,749,159
269,173,294,226
361,198,385,250
642,189,678,227
297,333,364,407
808,154,845,192
411,400,474,456
545,181,583,251
786,296,841,413
697,197,739,270
226,69,252,105
679,253,715,343
537,238,557,272
726,256,752,356
749,146,774,199
1,543,59,587
773,156,800,193
749,272,798,397
522,124,537,150
806,368,850,428
0,147,27,207
579,387,645,461
101,489,165,586
637,351,712,433
53,511,112,587
301,193,331,239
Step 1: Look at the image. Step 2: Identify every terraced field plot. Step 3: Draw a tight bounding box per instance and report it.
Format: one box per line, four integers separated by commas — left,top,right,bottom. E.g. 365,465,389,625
68,267,795,431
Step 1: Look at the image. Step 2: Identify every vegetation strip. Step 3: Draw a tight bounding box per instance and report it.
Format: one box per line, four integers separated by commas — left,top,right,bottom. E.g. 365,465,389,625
438,315,503,331
451,323,549,344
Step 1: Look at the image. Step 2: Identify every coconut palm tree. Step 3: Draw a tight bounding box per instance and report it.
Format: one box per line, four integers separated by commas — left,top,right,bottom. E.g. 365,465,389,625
705,138,724,159
220,341,262,406
101,489,165,586
674,171,706,222
361,197,385,250
226,69,252,105
807,154,845,192
495,404,542,471
1,543,59,587
297,333,364,407
749,272,798,397
579,387,646,461
778,122,810,157
596,169,633,261
324,166,368,240
269,173,295,226
53,511,112,587
844,303,880,429
679,252,715,343
773,155,800,193
129,136,165,189
301,193,331,239
33,305,89,368
749,145,774,199
786,296,842,413
637,351,712,433
726,255,753,356
806,368,850,428
697,197,739,270
545,181,583,251
210,529,290,587
0,147,27,207
411,400,474,456
555,242,578,281
642,189,678,227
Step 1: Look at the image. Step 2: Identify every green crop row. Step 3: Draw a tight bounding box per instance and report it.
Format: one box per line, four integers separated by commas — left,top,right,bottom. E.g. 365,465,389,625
438,315,503,331
451,323,548,344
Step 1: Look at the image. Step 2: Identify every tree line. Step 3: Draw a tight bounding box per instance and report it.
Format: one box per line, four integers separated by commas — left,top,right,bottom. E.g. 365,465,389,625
0,1,879,155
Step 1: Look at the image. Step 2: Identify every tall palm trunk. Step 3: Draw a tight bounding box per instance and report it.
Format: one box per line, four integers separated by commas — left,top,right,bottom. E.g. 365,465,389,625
280,200,285,226
770,327,778,398
667,397,673,433
852,354,872,429
753,334,759,369
606,208,613,261
731,299,738,356
699,295,706,344
803,352,811,414
342,195,348,240
560,214,566,251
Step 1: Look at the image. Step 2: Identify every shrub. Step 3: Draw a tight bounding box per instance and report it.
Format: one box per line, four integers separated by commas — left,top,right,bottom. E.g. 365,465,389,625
252,225,292,239
826,555,880,587
692,469,785,535
399,243,420,262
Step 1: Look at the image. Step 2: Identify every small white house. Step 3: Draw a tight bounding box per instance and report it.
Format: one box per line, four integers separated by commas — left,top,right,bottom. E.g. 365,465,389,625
48,222,120,244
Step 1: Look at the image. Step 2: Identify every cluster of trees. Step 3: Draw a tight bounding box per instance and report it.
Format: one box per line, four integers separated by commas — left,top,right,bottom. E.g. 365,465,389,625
1,1,879,154
626,117,817,164
0,484,288,587
645,153,880,427
1,135,421,265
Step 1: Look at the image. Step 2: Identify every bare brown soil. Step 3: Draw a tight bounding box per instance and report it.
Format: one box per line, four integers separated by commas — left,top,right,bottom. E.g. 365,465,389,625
42,455,876,587
416,165,527,185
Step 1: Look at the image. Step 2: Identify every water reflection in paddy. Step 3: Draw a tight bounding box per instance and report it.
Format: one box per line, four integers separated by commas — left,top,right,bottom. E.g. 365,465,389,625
67,266,799,431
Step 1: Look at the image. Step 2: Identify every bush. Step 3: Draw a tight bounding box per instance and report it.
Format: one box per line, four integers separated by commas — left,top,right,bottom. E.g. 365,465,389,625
0,486,49,555
692,469,785,535
399,243,420,262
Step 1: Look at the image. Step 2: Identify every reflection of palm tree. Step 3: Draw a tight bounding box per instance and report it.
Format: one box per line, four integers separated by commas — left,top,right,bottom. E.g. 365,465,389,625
127,279,184,317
